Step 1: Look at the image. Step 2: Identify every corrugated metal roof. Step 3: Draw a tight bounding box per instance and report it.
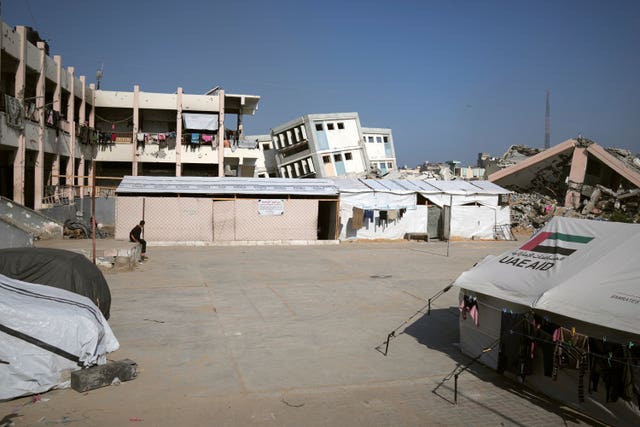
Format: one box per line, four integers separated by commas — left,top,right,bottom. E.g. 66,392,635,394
399,180,442,193
327,178,371,193
426,180,483,194
468,180,512,194
361,179,415,194
116,176,339,196
116,176,510,197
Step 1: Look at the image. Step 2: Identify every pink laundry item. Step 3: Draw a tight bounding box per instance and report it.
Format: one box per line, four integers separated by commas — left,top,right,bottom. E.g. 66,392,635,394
459,295,479,327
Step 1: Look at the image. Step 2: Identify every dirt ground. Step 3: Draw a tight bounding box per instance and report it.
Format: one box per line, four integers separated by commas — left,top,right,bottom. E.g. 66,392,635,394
1,239,601,426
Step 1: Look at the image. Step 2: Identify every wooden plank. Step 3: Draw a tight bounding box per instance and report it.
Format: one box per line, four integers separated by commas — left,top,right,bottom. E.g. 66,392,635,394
71,359,137,392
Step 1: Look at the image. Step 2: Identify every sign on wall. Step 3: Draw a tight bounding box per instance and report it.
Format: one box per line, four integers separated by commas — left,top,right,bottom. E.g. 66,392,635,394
258,199,284,216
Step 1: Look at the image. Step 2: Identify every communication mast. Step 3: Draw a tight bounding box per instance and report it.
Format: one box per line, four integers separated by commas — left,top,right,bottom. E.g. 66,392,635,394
544,89,550,149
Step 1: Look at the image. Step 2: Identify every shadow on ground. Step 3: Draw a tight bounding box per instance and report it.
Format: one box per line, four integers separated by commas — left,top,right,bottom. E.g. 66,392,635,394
399,308,607,426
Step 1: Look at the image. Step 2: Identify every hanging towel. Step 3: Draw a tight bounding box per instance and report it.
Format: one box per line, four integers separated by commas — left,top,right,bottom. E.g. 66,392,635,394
136,133,145,143
191,133,200,144
202,134,213,143
387,209,398,221
352,207,364,229
158,133,167,141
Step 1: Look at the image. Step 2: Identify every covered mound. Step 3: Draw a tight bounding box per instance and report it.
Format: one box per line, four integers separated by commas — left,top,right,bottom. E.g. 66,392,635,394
0,248,111,319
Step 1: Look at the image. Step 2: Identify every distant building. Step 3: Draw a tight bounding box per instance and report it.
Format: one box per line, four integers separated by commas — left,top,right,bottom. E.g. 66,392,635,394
267,113,397,178
458,166,486,180
361,127,396,176
244,134,273,177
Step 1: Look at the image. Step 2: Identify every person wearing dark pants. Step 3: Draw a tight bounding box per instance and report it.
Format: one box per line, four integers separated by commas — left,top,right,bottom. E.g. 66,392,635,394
129,220,147,261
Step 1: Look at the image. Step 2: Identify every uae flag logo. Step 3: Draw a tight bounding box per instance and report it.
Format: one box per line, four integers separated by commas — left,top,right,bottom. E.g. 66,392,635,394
520,232,594,256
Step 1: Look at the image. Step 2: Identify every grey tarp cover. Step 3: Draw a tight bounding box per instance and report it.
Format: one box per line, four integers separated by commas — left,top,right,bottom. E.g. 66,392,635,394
0,248,111,319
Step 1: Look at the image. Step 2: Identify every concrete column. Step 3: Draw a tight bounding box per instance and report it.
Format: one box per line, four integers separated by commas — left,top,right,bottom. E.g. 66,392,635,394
78,76,87,197
564,146,588,208
133,85,139,176
66,66,75,198
218,90,225,177
51,55,62,186
34,41,47,209
176,87,183,177
13,26,27,205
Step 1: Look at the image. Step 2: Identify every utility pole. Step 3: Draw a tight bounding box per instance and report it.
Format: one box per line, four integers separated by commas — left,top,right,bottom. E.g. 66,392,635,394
544,89,550,150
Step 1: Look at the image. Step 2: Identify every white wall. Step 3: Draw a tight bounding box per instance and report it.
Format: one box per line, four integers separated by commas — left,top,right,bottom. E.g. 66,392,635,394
324,119,360,150
451,206,510,239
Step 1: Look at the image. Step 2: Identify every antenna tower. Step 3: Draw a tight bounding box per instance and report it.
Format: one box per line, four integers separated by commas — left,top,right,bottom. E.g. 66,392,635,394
544,89,550,149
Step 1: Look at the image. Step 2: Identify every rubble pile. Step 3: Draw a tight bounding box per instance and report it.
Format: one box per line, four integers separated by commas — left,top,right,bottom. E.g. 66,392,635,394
63,218,109,239
606,147,640,174
510,188,640,232
497,145,542,168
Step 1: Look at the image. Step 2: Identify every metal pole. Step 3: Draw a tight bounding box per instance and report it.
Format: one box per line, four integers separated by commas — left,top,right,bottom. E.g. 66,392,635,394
446,194,452,257
454,374,458,404
384,331,394,356
91,159,96,264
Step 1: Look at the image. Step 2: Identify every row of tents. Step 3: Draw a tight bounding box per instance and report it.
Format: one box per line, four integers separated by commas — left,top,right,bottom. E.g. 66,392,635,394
113,176,512,243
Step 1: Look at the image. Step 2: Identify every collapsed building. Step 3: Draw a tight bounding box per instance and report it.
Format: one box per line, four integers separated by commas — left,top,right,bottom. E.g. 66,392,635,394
489,138,640,227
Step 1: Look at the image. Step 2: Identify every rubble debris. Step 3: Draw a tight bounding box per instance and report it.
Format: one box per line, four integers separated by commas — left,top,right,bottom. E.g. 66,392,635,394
383,163,457,180
63,219,109,239
509,186,639,232
497,145,542,168
605,147,640,174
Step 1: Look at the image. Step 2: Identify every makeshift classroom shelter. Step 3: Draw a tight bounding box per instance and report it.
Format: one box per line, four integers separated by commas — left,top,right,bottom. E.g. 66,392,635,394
115,176,340,243
454,217,640,425
332,179,511,240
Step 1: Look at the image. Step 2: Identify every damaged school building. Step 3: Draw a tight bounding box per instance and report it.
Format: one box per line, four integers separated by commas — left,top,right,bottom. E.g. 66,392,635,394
488,137,640,226
0,16,507,245
0,19,399,225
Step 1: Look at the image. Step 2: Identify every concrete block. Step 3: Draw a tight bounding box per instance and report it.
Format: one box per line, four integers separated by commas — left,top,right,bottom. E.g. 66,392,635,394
71,359,138,392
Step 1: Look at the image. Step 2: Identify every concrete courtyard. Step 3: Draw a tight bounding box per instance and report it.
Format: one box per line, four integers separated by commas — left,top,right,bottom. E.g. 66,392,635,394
1,240,604,426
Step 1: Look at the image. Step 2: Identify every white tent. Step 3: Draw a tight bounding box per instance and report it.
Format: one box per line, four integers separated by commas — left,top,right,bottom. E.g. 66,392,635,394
419,180,511,239
454,217,640,424
331,178,427,240
331,178,511,241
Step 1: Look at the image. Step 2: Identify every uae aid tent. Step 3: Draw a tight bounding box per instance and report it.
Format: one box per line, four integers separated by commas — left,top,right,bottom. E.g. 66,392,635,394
454,216,640,336
453,217,640,425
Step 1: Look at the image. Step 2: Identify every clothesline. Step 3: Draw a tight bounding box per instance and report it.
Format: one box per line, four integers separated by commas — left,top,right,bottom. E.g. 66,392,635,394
95,113,133,124
506,329,640,369
461,293,638,350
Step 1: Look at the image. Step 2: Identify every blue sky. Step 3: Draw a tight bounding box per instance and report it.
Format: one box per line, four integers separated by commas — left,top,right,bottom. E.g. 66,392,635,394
4,0,639,167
